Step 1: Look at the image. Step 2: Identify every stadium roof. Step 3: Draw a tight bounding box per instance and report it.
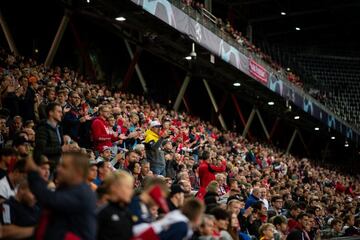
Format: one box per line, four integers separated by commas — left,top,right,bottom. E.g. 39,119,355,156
212,0,360,53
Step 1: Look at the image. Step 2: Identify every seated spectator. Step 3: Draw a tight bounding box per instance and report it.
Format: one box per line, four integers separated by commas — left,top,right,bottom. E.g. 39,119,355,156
286,213,312,240
272,215,288,240
87,160,98,191
94,160,112,186
0,147,16,178
210,207,232,239
127,161,141,188
0,159,26,203
167,184,185,211
259,223,275,240
320,218,344,239
97,171,135,240
0,180,40,239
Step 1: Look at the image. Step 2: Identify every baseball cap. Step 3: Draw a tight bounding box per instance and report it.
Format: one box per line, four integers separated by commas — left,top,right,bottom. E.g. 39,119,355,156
148,185,169,213
149,120,161,128
101,146,111,152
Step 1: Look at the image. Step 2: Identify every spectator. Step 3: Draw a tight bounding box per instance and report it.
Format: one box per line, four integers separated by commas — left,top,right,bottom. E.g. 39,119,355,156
145,120,168,176
91,105,118,153
33,103,66,165
259,223,275,240
245,187,261,209
97,171,135,240
286,213,312,240
272,215,288,240
26,152,97,240
87,160,98,191
167,184,185,211
0,180,40,239
198,151,226,199
38,88,56,120
196,214,216,240
321,218,344,239
94,160,112,186
0,147,16,178
63,91,90,142
210,207,232,239
268,195,284,218
0,159,26,202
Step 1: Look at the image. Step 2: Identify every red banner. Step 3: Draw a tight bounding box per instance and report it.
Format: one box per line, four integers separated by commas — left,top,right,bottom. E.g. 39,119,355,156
249,59,268,84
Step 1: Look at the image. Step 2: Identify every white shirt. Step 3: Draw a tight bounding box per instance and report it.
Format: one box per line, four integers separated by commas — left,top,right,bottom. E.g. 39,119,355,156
0,176,17,200
261,198,269,210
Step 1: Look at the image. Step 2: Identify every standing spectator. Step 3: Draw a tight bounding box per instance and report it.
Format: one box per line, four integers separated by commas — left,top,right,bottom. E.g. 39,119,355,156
91,105,118,153
97,171,135,240
21,77,37,121
34,103,68,165
145,121,168,176
198,151,226,199
38,88,56,120
63,91,90,142
268,195,285,218
26,152,97,240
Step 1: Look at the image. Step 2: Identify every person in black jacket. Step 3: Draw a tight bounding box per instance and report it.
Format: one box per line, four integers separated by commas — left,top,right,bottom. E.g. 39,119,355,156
26,151,97,240
63,91,90,142
97,170,135,240
38,87,56,120
34,102,75,165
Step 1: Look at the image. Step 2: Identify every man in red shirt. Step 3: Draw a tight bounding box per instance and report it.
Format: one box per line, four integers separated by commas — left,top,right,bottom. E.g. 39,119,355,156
197,151,226,199
91,106,118,153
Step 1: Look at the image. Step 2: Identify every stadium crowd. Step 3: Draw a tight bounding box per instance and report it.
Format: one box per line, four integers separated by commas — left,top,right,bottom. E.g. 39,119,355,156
0,49,359,240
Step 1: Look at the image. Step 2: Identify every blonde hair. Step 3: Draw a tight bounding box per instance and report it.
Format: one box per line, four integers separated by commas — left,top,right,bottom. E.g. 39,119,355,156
259,223,275,236
103,170,134,192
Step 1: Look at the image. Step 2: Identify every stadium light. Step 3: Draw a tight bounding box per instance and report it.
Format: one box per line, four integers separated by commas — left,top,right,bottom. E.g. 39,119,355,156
185,56,192,60
331,136,336,140
115,16,126,21
281,12,286,16
286,67,291,71
86,0,90,3
294,115,300,120
314,127,320,131
34,49,39,53
233,82,241,87
295,27,301,31
267,101,275,106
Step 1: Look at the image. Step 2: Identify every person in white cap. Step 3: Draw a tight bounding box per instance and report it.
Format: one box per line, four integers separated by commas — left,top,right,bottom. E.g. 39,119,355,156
144,121,169,176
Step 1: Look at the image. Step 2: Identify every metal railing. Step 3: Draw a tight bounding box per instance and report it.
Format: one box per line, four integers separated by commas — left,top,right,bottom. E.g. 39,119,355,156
168,0,360,134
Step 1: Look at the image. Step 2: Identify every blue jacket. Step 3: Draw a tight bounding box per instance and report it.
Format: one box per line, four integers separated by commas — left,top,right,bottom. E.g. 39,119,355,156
245,193,260,209
28,171,96,240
